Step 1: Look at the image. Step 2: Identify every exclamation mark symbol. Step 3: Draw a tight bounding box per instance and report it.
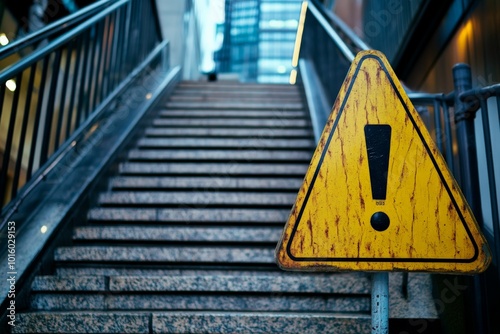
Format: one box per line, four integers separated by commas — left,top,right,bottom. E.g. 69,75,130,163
364,124,392,232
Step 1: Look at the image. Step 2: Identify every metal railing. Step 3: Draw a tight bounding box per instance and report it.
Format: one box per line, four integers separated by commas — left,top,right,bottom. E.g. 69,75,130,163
0,0,163,213
298,1,500,332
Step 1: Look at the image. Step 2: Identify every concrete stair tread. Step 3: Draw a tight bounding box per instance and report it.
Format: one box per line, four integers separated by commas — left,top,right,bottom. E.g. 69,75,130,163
143,128,313,138
159,110,304,118
13,311,371,334
32,274,370,294
118,162,309,175
30,294,370,312
152,118,310,128
127,149,312,161
109,176,304,190
54,246,275,263
137,138,314,148
87,207,290,223
73,226,283,242
164,102,304,110
98,191,296,207
168,96,303,102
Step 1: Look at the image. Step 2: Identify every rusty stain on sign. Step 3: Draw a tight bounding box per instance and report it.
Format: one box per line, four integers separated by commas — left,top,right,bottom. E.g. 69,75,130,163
275,50,491,273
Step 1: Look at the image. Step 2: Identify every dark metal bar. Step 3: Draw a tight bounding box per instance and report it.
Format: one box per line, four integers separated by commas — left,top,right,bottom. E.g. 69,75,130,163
40,50,62,164
66,37,84,138
150,0,164,41
479,98,500,280
452,63,486,334
86,26,99,117
76,31,91,127
0,73,22,206
95,18,109,107
27,57,50,179
55,43,74,149
102,13,117,96
442,102,455,171
433,100,443,152
108,8,125,91
121,1,133,77
12,66,36,199
111,6,126,92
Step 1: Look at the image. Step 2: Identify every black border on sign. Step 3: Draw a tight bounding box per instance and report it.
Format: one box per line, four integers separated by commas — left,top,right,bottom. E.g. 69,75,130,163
286,54,479,263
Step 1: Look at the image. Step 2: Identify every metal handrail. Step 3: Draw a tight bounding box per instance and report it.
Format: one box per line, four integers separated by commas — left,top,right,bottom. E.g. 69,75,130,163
0,0,115,60
0,0,163,212
0,0,127,82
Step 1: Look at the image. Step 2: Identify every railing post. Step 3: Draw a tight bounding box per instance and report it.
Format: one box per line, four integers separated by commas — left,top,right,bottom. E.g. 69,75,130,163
452,63,487,334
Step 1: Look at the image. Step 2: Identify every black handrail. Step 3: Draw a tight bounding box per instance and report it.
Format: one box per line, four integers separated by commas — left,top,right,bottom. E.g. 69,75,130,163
0,0,115,61
0,0,162,212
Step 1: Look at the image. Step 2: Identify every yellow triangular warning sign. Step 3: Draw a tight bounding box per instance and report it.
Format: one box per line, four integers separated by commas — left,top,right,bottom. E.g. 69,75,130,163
276,50,491,273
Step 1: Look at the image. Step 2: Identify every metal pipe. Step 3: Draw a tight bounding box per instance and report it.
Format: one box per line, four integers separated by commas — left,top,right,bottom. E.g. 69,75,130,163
452,63,486,334
371,273,389,334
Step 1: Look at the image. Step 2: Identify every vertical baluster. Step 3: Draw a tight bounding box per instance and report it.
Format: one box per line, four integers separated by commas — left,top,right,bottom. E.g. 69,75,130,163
0,83,8,206
0,73,23,205
40,50,62,164
105,13,117,95
109,11,121,92
11,65,36,199
27,58,50,179
433,100,443,152
86,25,100,116
442,101,455,172
76,31,91,127
55,42,74,149
90,19,105,112
67,37,84,138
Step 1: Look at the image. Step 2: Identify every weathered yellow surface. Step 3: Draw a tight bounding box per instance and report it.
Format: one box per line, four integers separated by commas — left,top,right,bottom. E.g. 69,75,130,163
275,50,491,273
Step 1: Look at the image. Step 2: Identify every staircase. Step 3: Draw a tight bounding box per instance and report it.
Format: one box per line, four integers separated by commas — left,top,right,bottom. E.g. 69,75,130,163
14,81,371,333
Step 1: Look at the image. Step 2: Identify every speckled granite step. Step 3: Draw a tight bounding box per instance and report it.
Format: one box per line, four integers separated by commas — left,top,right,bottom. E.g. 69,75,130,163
110,176,304,190
73,226,283,242
33,274,370,294
158,109,305,118
87,207,290,224
13,311,371,334
153,118,310,128
98,191,296,207
128,149,312,161
54,246,274,263
137,138,314,149
31,293,370,312
144,128,313,138
165,102,304,110
118,162,309,176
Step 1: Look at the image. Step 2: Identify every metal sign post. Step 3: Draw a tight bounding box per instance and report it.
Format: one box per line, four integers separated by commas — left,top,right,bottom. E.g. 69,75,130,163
371,273,389,334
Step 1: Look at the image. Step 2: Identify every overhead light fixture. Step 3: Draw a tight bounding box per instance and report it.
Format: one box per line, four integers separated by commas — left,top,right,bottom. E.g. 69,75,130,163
0,33,9,46
6,79,16,92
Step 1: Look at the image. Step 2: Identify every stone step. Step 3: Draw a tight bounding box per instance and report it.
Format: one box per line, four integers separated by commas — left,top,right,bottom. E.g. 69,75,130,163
165,102,304,110
73,226,283,243
136,138,314,149
152,118,310,128
54,246,274,264
127,149,312,162
32,274,370,294
168,95,302,102
118,162,309,176
30,293,370,312
177,82,300,90
143,128,313,138
14,311,370,333
109,176,303,190
158,109,305,118
98,191,296,207
87,207,290,224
